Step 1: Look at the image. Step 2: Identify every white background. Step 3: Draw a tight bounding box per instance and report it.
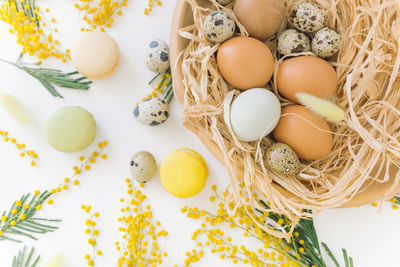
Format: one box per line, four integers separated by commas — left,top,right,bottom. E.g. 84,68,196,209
0,0,399,266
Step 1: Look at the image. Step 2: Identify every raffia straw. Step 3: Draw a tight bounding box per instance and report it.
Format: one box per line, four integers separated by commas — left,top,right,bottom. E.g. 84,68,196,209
178,0,400,238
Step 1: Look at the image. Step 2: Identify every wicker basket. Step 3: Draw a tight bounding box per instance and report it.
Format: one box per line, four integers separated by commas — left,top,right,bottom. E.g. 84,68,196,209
170,0,400,213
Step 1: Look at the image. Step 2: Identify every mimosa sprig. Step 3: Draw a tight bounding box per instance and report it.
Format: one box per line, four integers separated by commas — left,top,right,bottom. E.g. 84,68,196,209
12,246,40,267
0,191,60,243
258,200,354,267
0,0,70,62
181,185,354,267
386,195,400,210
0,130,38,166
82,205,103,267
116,180,168,267
0,141,108,244
73,0,128,32
142,68,174,104
0,58,91,98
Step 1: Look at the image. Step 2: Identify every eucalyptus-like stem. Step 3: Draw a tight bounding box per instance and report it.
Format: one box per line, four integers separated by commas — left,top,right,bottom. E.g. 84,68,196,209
0,58,91,98
12,246,40,267
148,68,174,104
0,191,60,243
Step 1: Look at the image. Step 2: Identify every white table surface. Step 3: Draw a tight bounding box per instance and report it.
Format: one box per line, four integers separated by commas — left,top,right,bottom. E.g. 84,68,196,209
0,1,399,266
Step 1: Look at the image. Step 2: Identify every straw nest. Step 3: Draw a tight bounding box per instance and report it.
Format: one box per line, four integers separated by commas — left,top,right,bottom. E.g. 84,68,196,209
171,0,400,237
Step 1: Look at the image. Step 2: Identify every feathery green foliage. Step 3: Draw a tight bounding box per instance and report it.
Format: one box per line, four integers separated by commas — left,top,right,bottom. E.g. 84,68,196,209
389,195,400,206
149,68,174,104
259,200,354,267
12,0,40,27
12,247,40,267
0,191,61,242
0,58,92,98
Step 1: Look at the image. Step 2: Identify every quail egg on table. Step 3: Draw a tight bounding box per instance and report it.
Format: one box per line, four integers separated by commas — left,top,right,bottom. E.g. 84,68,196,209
265,143,301,176
133,98,169,126
312,27,341,58
277,29,311,56
203,11,235,43
145,39,170,73
289,3,326,33
130,151,157,183
216,0,233,5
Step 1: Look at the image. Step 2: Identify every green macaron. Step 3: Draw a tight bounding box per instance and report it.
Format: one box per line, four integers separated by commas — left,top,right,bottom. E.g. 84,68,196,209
45,106,96,153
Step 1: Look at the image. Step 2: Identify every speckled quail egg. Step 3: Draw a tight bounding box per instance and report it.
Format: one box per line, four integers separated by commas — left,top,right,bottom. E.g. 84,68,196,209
277,29,311,56
203,11,235,43
216,0,233,5
130,151,157,183
265,143,301,176
145,39,170,73
312,27,341,58
289,3,326,33
133,98,169,126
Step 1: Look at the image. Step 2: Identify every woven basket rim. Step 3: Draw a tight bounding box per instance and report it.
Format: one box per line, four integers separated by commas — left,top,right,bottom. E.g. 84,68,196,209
169,0,400,209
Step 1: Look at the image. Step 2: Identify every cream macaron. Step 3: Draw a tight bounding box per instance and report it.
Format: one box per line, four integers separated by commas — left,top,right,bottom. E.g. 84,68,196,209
71,31,120,79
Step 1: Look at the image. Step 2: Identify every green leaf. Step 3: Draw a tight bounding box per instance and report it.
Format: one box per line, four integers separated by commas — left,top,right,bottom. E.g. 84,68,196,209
148,68,174,104
26,70,64,98
148,72,162,85
25,247,34,267
343,249,349,267
0,58,92,98
321,242,340,267
0,191,60,243
349,257,354,267
12,247,40,267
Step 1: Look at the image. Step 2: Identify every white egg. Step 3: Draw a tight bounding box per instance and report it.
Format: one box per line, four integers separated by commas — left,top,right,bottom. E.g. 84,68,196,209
230,88,281,142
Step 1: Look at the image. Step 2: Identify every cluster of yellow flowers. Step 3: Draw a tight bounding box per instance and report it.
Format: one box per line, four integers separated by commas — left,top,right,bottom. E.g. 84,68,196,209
47,141,109,205
82,205,103,266
0,141,108,242
116,179,168,267
141,70,172,103
0,130,38,166
144,0,162,15
374,196,400,210
0,190,44,237
390,197,399,210
0,189,58,241
73,0,128,32
180,185,307,267
176,249,204,267
0,0,69,63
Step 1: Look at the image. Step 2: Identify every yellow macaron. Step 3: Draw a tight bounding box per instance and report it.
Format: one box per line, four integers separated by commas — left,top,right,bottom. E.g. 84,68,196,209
160,149,208,198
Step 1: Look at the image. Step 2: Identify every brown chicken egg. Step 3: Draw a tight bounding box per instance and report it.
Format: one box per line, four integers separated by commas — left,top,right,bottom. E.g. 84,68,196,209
276,56,338,103
273,105,333,161
217,36,274,90
233,0,286,41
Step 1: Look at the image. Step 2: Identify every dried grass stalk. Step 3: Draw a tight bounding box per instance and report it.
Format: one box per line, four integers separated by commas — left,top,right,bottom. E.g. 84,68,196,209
176,0,400,238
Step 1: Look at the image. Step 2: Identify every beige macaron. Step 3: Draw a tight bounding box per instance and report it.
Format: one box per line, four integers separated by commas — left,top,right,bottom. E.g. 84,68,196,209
71,31,120,79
